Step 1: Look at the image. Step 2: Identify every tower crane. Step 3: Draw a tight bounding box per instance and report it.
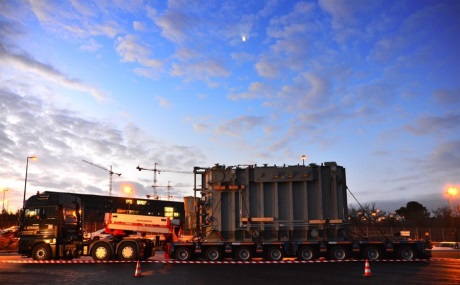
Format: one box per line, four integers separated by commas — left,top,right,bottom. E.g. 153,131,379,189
82,160,121,196
136,163,191,200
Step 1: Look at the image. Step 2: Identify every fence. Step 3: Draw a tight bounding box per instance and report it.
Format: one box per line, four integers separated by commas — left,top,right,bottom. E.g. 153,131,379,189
350,226,459,242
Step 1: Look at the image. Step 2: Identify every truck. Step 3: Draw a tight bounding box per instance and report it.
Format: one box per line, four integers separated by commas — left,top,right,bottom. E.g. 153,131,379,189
168,162,431,261
17,192,170,261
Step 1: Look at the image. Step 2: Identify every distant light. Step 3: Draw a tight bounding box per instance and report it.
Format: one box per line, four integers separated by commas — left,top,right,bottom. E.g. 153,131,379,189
242,35,246,42
447,187,458,196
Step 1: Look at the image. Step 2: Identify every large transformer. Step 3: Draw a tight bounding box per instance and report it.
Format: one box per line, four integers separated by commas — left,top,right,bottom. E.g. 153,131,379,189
172,162,430,261
186,162,349,243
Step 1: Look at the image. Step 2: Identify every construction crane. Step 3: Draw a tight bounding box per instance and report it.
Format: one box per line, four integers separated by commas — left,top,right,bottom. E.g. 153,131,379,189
82,160,121,196
136,163,191,200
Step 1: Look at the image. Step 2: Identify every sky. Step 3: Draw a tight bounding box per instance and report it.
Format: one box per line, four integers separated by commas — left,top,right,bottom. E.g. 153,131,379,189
0,0,459,215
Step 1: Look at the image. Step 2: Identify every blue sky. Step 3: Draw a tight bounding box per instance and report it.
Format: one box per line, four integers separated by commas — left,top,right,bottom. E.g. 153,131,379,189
0,0,459,214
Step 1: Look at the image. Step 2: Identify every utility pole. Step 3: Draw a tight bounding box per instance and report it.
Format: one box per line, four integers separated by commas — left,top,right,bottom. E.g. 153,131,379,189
82,160,121,196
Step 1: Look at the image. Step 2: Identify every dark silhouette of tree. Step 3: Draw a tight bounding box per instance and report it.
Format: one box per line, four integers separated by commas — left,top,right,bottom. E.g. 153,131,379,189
395,201,430,227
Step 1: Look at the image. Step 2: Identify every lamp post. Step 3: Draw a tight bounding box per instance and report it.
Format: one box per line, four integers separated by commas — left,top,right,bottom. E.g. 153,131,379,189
124,186,133,212
447,187,458,242
23,156,37,207
301,155,307,166
1,189,8,214
1,188,9,229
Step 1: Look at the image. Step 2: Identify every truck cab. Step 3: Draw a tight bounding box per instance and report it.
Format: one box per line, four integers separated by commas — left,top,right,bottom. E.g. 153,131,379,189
18,193,83,260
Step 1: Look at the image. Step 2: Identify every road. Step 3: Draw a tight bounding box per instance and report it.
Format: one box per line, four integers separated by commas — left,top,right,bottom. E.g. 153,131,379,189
0,253,459,285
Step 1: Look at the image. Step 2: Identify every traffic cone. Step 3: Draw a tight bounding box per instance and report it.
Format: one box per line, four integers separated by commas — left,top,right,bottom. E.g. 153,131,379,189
134,261,143,277
363,259,372,277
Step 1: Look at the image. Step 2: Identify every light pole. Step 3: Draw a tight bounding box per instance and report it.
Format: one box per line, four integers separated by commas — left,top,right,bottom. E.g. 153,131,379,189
447,187,458,241
23,156,37,207
1,189,8,213
301,155,307,166
124,186,133,212
1,188,9,229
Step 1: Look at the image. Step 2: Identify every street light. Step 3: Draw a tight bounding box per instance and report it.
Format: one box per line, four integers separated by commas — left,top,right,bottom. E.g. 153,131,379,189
447,187,458,215
23,156,37,207
124,185,134,211
301,155,307,166
2,188,8,214
1,188,9,229
446,186,458,242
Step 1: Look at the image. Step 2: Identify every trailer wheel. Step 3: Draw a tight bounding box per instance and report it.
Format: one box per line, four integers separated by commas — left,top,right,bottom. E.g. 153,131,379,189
266,246,284,261
32,244,52,261
118,242,137,261
205,247,223,261
363,246,382,261
397,246,415,260
91,242,112,261
175,247,193,261
235,246,252,261
297,246,316,261
330,245,349,260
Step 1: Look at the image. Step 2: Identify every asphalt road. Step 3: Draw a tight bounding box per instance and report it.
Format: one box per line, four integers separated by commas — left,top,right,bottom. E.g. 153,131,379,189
0,254,459,285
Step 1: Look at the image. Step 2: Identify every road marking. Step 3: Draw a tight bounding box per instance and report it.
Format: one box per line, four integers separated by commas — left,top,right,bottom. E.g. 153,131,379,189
1,259,432,264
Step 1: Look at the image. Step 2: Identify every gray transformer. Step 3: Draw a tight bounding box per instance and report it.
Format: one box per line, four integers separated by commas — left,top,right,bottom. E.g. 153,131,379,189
188,162,349,243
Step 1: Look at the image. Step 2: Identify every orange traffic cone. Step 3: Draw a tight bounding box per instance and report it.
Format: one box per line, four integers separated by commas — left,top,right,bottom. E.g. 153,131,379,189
134,261,143,277
363,259,372,277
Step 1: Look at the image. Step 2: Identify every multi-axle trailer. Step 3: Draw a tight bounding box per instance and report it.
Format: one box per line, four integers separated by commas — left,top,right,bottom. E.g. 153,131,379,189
168,162,430,261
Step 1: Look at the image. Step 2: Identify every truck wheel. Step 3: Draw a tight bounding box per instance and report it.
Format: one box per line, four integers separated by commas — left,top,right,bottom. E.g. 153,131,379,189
266,246,284,261
235,246,252,261
397,246,415,260
205,247,223,261
297,246,316,261
32,244,52,261
118,242,137,261
91,242,112,261
175,247,192,261
363,246,382,261
330,246,349,260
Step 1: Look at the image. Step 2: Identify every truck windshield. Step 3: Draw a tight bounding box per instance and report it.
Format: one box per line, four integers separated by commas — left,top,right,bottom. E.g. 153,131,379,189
24,208,44,220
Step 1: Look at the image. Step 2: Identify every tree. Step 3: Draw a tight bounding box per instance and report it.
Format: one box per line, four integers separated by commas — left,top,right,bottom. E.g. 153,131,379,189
431,206,452,228
395,201,430,227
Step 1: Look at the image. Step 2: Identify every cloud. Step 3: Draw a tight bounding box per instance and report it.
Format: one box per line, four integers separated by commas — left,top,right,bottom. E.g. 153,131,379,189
271,72,332,111
0,90,206,210
0,44,107,101
133,21,146,32
156,96,172,108
115,34,164,75
215,115,266,137
404,113,460,135
433,88,460,105
28,0,121,39
80,38,103,52
170,59,230,84
228,82,274,100
318,0,378,43
149,1,198,44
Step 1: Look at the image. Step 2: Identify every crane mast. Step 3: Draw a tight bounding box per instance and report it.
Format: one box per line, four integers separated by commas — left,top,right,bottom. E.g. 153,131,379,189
136,163,191,200
82,160,121,196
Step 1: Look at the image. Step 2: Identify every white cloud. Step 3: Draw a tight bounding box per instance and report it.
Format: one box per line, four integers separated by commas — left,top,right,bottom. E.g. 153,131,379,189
156,96,172,108
228,82,274,100
115,35,164,75
80,38,103,52
0,45,107,101
133,21,146,32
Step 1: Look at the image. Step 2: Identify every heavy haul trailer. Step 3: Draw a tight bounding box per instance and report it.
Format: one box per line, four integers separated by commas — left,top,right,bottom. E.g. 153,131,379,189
168,162,430,261
18,192,158,261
